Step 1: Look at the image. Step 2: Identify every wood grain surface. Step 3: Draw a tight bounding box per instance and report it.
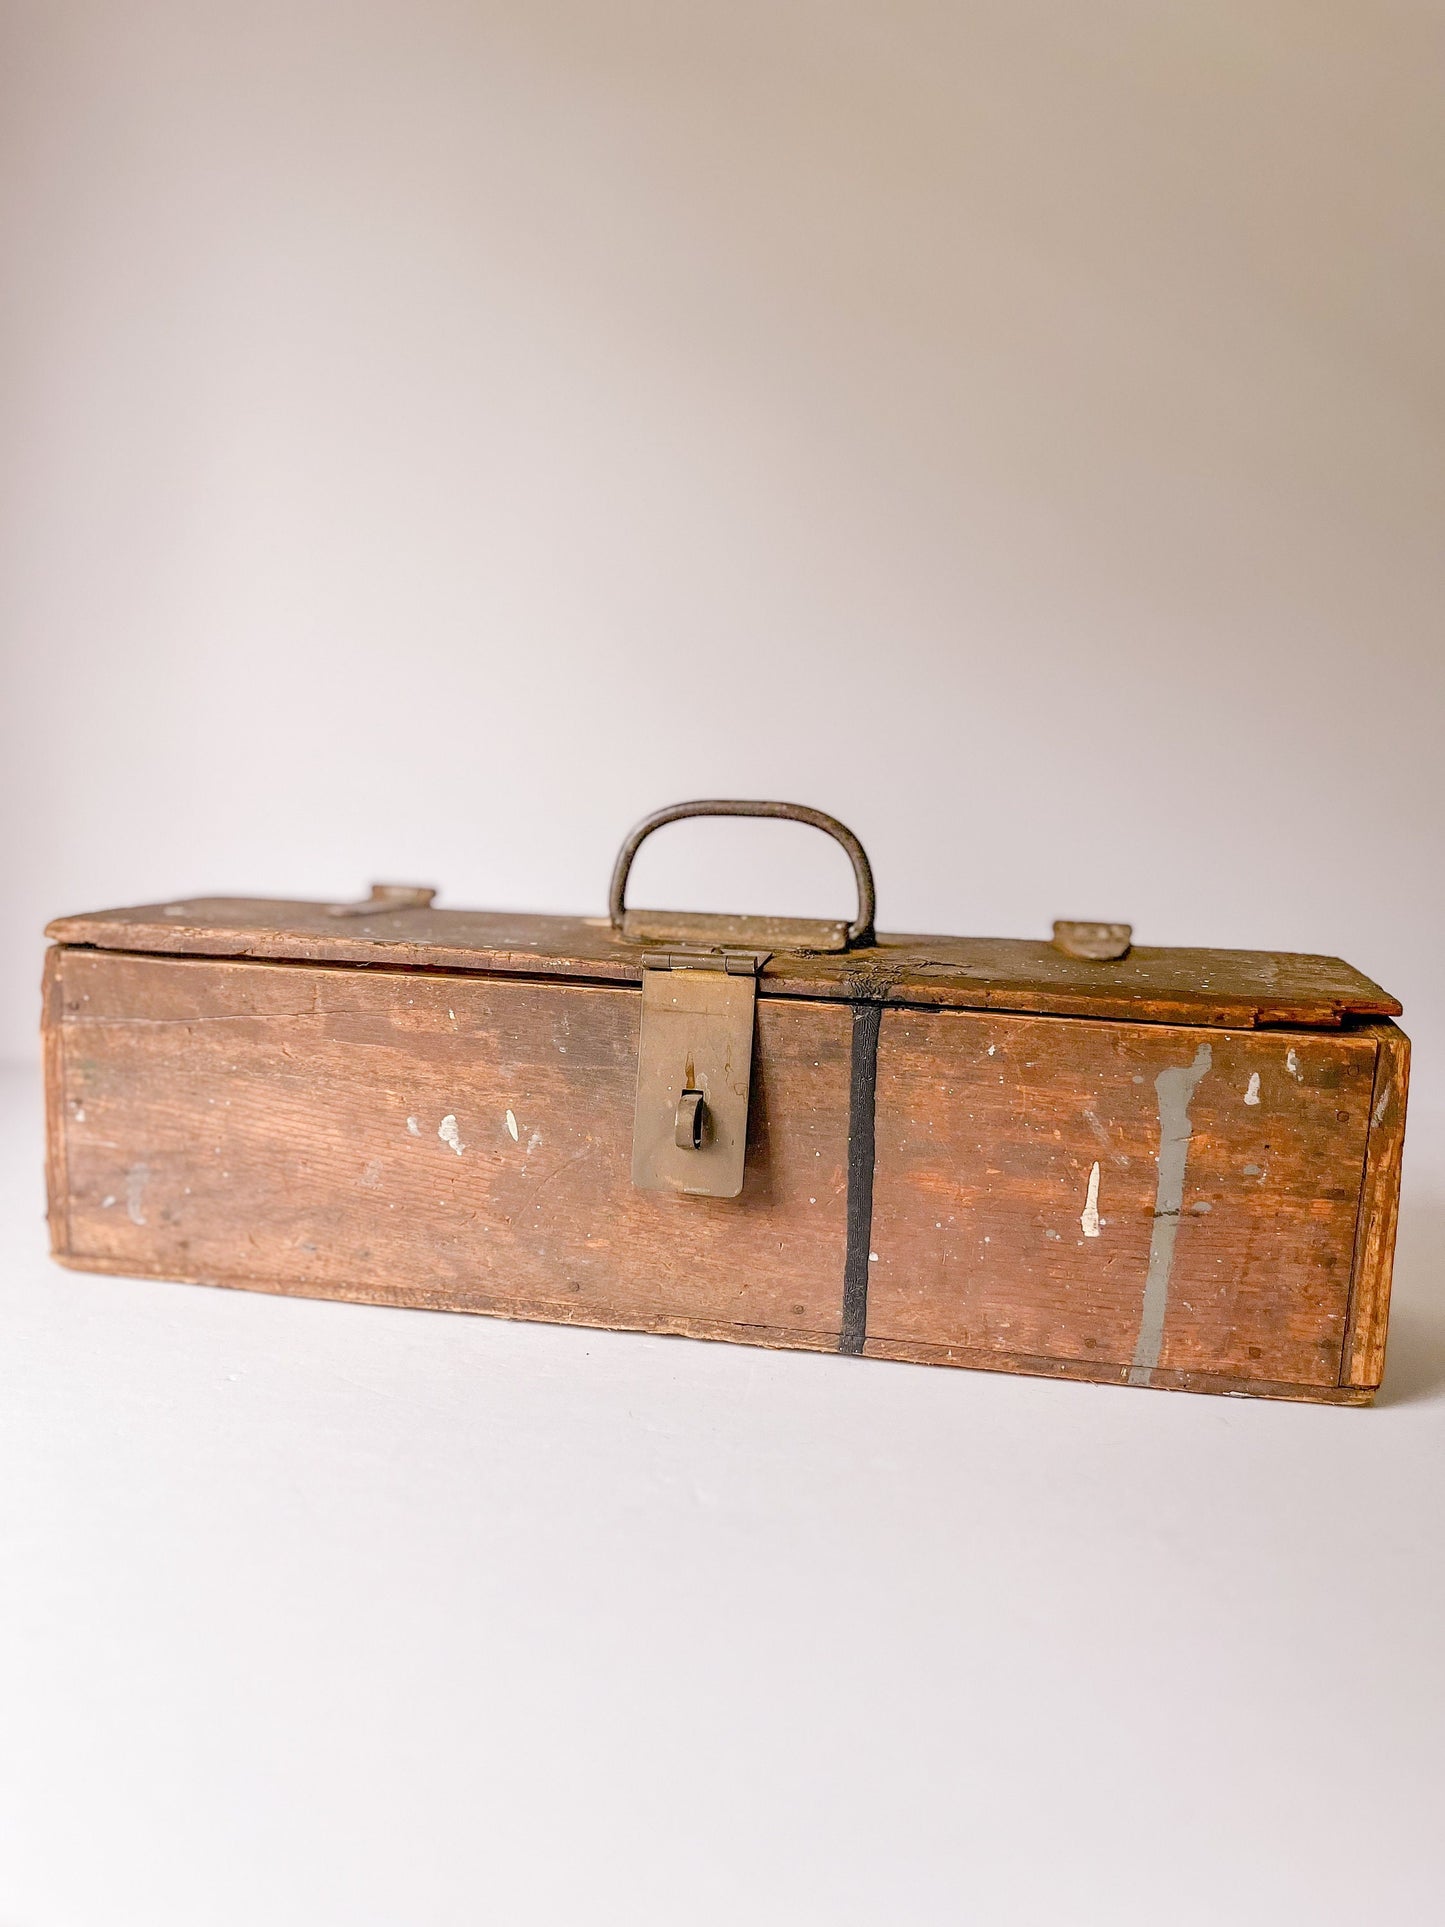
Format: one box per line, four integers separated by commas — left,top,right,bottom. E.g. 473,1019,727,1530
49,950,852,1342
1341,1021,1410,1389
45,898,1400,1031
44,944,1403,1401
865,1007,1378,1387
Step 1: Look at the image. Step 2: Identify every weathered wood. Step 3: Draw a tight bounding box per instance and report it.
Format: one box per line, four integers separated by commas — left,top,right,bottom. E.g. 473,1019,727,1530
860,1339,1376,1404
1340,1021,1410,1389
47,1247,848,1357
45,898,1400,1032
50,950,852,1340
866,1008,1377,1388
42,931,1407,1404
42,945,70,1260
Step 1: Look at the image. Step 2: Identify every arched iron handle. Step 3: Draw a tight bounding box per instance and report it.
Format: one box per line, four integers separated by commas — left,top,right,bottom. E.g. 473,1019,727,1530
608,800,876,949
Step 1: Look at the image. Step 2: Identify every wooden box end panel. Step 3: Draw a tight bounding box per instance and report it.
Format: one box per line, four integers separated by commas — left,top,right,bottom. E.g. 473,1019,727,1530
1341,1021,1410,1391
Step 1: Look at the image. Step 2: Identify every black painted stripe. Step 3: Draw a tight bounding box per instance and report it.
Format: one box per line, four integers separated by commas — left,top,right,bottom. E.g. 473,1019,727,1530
840,1000,882,1355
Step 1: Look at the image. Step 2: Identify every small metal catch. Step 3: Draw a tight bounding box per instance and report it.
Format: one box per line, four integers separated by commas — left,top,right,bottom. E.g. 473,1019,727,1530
631,951,764,1198
326,883,437,919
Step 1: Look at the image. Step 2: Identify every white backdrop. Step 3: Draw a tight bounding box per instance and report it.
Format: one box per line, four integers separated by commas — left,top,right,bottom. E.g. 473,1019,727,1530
2,0,1442,1087
2,8,1444,1925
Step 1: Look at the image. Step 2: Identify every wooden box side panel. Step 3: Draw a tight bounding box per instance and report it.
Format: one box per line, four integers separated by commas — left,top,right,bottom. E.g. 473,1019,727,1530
42,944,71,1259
46,950,853,1345
866,1008,1377,1389
1341,1021,1410,1389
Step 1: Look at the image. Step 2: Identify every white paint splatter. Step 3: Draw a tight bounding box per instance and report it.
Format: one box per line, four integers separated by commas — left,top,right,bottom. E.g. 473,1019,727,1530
1244,1072,1261,1106
125,1163,149,1226
868,1251,879,1262
1286,1047,1303,1081
438,1115,464,1155
406,1117,421,1136
359,1160,383,1188
987,1044,996,1056
505,1110,519,1142
526,1129,543,1153
73,1105,86,1123
101,1194,116,1209
1080,1160,1102,1237
1373,1082,1392,1127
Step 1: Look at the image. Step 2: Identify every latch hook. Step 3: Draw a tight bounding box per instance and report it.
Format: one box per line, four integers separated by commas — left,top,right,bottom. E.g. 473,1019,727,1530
675,1089,707,1150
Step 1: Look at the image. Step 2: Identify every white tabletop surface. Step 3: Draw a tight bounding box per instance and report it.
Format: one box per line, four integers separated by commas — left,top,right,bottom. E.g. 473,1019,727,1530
2,1061,1442,1926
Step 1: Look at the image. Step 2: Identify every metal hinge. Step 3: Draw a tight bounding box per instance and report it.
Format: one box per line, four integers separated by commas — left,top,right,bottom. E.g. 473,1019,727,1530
325,883,437,919
630,950,768,1198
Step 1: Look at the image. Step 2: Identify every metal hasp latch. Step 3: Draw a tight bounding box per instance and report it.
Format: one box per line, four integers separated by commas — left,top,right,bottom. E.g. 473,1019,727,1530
631,950,765,1199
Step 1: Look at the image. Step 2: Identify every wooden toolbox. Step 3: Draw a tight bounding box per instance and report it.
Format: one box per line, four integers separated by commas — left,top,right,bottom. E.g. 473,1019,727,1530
43,800,1408,1403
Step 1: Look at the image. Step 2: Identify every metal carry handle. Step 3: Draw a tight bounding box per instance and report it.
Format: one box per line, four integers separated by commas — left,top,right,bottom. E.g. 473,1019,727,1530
608,799,876,949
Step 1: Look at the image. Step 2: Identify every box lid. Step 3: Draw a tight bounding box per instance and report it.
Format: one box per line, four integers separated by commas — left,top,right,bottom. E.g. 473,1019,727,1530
45,894,1401,1031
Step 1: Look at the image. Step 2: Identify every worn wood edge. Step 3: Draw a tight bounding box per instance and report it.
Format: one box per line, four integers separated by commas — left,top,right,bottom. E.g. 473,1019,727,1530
48,937,650,985
45,1251,1372,1400
45,1250,845,1353
1340,1020,1411,1389
874,982,1283,1026
42,942,1396,1043
861,1336,1375,1405
43,923,1402,1030
41,946,70,1259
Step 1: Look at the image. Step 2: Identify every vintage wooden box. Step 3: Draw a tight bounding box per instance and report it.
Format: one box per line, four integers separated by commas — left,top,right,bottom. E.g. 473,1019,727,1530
43,800,1408,1403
